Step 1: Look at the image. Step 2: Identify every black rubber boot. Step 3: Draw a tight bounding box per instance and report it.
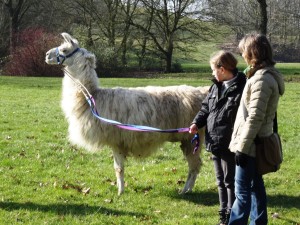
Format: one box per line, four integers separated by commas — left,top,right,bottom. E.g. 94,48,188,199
217,210,226,225
223,210,231,225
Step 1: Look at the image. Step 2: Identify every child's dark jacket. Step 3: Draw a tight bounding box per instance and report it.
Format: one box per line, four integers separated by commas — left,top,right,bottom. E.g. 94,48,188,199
192,72,246,155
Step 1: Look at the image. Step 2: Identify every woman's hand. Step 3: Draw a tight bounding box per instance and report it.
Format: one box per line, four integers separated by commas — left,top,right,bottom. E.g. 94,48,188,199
235,151,248,167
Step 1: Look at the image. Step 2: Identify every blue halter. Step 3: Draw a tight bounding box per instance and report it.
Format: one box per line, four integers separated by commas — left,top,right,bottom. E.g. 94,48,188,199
56,48,80,65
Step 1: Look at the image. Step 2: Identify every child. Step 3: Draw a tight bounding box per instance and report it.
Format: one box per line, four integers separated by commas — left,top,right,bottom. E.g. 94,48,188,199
189,51,246,225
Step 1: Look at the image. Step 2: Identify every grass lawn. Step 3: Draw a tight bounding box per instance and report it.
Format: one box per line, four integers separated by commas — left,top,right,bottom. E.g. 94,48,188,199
0,75,299,225
181,63,300,81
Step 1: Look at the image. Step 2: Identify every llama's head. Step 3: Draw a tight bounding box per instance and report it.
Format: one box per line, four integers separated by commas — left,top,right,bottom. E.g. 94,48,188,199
45,33,96,69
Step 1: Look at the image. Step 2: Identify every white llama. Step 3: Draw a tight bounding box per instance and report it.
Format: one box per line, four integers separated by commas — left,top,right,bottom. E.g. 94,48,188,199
45,33,209,195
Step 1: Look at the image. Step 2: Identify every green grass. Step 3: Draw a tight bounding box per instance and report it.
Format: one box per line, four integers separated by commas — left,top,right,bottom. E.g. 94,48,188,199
0,75,299,224
180,62,300,75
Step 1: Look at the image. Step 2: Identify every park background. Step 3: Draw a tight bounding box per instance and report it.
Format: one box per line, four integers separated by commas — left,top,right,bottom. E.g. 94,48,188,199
0,0,299,224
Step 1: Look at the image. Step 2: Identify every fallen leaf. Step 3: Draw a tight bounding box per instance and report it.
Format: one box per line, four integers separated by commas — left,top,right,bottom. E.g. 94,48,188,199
271,212,280,218
19,150,26,157
177,179,185,185
82,187,91,195
104,199,113,203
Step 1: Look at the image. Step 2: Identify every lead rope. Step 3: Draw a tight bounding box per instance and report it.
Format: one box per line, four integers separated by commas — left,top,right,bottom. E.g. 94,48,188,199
62,68,200,153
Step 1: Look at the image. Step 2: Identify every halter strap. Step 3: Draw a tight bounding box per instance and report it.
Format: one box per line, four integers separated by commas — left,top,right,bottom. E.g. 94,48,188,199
56,48,80,65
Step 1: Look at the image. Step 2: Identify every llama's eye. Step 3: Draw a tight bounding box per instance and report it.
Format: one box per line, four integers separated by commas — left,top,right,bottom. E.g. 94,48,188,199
62,49,67,53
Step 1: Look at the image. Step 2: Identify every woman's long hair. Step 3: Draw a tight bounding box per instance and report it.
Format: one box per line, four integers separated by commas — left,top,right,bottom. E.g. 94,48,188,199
239,33,275,77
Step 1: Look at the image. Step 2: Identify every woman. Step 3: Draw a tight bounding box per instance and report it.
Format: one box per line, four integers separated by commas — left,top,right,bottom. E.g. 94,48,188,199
228,33,285,224
189,50,246,225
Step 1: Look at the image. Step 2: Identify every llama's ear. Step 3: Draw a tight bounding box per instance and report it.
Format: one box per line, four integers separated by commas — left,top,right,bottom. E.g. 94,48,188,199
61,32,79,46
85,52,96,68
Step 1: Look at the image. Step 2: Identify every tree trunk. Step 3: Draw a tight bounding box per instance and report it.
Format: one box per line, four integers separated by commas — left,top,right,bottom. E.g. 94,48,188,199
86,20,94,47
165,53,172,73
4,0,25,54
257,0,268,34
165,40,173,73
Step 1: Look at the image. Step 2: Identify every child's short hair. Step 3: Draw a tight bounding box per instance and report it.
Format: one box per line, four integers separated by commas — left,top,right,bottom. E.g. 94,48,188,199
210,50,238,73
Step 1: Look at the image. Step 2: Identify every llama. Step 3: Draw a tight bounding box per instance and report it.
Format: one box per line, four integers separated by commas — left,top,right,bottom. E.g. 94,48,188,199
45,33,210,195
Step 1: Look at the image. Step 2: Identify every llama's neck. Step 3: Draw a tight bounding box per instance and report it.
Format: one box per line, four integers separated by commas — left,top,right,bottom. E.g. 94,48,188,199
61,65,99,117
64,65,99,94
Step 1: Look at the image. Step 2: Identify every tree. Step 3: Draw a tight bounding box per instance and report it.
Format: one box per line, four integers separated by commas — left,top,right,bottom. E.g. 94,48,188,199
0,0,57,55
69,0,138,69
2,0,32,54
119,0,139,66
256,0,267,34
205,0,262,39
0,1,10,57
2,0,300,73
130,0,210,72
269,0,300,45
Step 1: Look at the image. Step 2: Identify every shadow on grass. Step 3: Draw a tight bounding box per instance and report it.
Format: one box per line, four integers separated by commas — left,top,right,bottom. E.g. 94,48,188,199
268,194,300,209
166,190,300,210
166,190,219,206
268,194,300,225
0,201,147,218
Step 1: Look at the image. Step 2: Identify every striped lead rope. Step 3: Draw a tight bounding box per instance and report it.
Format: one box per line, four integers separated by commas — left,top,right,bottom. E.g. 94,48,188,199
86,95,200,153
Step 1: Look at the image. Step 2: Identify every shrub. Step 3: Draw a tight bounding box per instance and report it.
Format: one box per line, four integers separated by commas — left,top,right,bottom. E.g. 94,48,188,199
3,28,63,77
273,43,300,62
172,62,183,72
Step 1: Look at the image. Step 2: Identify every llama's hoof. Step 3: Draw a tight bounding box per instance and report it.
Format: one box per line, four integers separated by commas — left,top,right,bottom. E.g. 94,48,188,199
117,189,124,195
179,188,192,195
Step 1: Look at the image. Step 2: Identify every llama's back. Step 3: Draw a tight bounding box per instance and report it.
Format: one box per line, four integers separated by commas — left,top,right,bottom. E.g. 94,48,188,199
79,85,209,157
98,85,208,129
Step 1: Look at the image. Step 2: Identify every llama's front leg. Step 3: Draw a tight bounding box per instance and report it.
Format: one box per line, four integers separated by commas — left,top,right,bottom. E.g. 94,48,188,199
179,138,202,194
181,148,202,194
113,151,125,195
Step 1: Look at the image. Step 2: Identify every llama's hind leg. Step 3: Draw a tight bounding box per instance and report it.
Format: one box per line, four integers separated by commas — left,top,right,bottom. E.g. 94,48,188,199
179,139,202,194
113,151,125,195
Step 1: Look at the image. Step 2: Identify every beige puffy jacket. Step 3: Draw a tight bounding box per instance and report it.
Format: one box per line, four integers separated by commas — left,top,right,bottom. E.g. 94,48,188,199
229,67,285,157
